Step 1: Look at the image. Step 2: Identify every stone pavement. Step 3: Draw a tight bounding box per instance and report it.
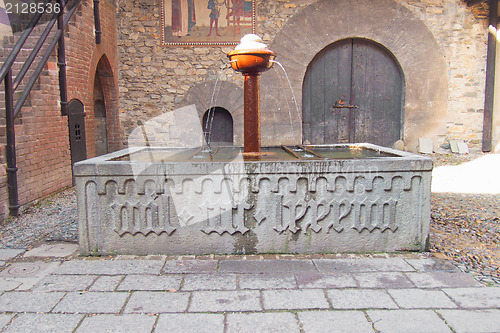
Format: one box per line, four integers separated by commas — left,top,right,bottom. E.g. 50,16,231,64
1,245,500,332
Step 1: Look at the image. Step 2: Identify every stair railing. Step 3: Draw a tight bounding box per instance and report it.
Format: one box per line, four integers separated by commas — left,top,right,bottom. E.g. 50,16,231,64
0,0,82,216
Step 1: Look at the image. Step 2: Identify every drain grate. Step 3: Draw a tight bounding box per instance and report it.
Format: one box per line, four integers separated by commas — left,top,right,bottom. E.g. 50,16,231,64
0,262,48,278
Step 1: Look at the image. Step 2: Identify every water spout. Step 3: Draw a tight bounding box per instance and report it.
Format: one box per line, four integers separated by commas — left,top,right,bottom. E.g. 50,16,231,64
227,34,276,154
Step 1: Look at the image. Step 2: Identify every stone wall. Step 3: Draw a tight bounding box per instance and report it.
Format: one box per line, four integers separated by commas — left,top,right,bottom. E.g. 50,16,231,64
395,0,488,147
117,0,489,150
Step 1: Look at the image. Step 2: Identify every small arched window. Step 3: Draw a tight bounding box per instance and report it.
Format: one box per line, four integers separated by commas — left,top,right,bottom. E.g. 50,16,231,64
202,107,234,145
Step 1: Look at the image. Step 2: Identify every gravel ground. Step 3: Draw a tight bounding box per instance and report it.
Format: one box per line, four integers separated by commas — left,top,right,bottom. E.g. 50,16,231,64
0,151,498,285
430,192,500,285
0,188,78,250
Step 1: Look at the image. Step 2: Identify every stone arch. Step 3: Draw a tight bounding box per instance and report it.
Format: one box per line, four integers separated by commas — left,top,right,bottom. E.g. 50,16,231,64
302,37,405,147
262,0,448,150
202,107,234,145
181,81,244,146
92,54,120,153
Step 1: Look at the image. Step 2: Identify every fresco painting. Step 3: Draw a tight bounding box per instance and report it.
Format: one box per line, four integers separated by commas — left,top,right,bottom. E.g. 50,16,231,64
162,0,256,46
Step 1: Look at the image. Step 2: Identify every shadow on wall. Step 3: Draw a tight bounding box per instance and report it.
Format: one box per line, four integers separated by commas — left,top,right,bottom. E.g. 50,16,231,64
128,105,204,148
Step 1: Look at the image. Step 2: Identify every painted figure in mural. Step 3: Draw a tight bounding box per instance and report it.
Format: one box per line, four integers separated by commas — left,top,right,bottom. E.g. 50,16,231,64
226,0,244,35
172,0,196,37
207,0,222,37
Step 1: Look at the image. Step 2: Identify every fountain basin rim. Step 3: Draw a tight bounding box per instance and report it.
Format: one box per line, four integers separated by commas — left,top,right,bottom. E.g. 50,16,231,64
227,49,277,57
74,144,433,176
227,49,277,74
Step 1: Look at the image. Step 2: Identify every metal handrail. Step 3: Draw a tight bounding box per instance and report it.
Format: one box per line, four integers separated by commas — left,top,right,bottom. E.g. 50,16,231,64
0,0,51,83
1,0,83,217
14,0,82,117
12,0,82,118
13,10,61,90
14,30,62,118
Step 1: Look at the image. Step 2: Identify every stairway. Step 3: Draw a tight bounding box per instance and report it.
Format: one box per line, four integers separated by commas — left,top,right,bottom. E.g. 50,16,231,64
0,20,58,142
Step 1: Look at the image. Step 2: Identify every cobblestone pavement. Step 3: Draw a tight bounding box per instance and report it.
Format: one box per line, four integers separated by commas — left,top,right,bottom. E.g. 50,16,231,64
1,246,500,332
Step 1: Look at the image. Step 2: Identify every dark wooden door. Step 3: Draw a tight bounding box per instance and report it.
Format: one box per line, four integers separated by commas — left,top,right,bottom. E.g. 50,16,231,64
203,107,234,145
68,100,87,167
303,38,403,147
94,99,108,156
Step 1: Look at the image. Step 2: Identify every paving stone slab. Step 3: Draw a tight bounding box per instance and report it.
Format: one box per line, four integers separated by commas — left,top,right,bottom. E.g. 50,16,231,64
52,292,129,314
0,261,4,267
388,289,457,309
23,243,78,258
438,309,500,333
326,289,398,309
0,262,61,290
161,260,218,273
442,287,500,308
239,274,297,290
189,290,261,312
419,138,434,154
5,313,83,333
227,312,300,333
0,291,65,313
0,278,21,291
298,310,374,333
156,313,225,333
404,258,459,272
314,258,415,273
262,289,330,310
405,272,482,288
124,291,190,313
353,272,415,288
117,274,182,291
0,249,24,261
0,314,14,330
219,259,316,274
367,310,452,333
181,274,237,291
32,275,97,292
54,260,164,275
77,314,157,333
295,273,356,289
89,275,124,292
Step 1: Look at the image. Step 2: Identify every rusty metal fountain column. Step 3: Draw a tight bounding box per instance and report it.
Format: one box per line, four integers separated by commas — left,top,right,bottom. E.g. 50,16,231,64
228,46,276,154
243,73,261,153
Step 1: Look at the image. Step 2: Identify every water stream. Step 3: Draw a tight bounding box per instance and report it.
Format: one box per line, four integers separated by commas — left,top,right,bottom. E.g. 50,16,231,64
204,62,231,151
270,60,301,127
205,60,299,150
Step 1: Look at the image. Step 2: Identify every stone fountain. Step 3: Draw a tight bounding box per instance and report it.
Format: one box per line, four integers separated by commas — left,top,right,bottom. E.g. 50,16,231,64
75,35,433,255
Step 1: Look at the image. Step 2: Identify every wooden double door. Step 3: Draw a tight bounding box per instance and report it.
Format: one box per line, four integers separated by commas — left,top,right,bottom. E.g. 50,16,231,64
303,38,404,147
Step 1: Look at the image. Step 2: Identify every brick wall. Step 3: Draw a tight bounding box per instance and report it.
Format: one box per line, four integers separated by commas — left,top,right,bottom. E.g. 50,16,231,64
0,0,119,220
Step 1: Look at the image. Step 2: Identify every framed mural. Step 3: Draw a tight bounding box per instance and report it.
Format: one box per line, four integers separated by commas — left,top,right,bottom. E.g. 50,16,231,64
161,0,256,46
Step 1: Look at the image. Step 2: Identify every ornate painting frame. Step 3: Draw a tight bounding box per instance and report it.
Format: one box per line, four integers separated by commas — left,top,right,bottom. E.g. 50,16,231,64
161,0,256,46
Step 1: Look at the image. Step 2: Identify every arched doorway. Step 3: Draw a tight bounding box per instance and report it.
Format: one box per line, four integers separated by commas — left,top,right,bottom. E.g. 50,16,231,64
94,73,108,156
202,107,234,145
68,99,87,183
92,54,120,154
303,38,404,147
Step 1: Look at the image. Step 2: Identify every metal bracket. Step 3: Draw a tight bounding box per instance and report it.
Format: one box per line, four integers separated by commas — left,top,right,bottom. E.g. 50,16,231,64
331,95,358,110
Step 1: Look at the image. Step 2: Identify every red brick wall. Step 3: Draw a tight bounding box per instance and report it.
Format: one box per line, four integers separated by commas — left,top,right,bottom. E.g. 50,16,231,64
0,0,119,220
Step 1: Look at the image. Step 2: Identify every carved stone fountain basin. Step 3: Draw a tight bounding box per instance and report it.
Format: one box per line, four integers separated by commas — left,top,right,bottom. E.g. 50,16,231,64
75,143,432,255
